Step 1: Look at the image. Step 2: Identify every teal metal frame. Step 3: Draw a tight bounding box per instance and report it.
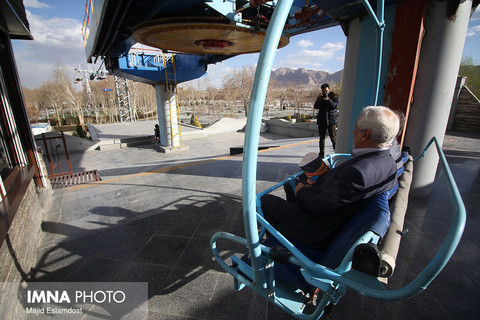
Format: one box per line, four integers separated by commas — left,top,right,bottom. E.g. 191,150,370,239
210,0,466,318
211,136,466,318
361,0,385,106
241,0,295,292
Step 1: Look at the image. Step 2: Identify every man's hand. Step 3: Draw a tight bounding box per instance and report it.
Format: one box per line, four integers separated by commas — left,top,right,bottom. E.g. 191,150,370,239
295,182,308,194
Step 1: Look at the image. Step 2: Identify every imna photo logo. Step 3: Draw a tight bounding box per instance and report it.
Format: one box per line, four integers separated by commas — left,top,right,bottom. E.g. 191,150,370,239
27,290,126,304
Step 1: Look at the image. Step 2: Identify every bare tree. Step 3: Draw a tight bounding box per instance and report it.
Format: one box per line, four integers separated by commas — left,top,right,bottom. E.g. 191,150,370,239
39,80,65,126
128,80,140,120
22,87,40,122
222,65,255,116
88,77,115,123
137,82,156,119
52,64,86,130
270,79,289,110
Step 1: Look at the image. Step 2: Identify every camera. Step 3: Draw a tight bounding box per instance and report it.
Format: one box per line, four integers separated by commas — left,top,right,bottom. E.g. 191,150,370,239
322,92,328,98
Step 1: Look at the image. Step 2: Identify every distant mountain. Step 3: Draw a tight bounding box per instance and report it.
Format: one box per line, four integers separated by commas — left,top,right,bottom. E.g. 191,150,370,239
271,67,343,87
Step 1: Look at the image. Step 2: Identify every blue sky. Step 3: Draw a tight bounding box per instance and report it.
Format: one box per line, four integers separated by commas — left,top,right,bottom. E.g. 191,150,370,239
12,0,480,89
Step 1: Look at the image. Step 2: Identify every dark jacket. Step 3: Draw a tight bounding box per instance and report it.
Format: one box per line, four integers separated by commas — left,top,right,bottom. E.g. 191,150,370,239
313,92,339,126
262,149,397,250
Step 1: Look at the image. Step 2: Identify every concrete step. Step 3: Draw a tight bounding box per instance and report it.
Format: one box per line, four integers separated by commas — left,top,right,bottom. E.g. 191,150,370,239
98,135,155,150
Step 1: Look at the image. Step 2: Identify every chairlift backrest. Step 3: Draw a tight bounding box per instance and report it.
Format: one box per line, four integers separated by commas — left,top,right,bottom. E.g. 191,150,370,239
260,190,390,295
319,191,390,269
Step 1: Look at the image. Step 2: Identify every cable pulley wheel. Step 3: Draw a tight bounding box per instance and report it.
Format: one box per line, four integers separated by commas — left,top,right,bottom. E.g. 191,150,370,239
132,20,289,55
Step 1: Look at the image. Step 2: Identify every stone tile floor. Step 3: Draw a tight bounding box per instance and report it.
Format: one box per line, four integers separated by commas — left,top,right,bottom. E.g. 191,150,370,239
30,129,480,319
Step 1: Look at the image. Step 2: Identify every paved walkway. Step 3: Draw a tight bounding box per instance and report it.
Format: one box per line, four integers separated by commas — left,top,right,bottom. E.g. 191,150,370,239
33,123,480,320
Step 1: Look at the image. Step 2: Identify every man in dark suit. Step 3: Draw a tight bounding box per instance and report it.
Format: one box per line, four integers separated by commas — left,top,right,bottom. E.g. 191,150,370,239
314,83,339,158
261,106,400,251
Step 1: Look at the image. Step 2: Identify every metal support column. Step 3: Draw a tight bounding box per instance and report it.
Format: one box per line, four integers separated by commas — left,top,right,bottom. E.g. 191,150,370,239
336,0,392,153
154,84,170,147
154,83,183,148
383,0,427,147
114,76,134,123
404,0,472,194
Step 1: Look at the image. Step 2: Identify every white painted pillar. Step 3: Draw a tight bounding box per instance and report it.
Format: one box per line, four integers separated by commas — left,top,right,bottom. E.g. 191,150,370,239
169,90,182,148
154,83,182,148
404,0,472,194
154,84,171,147
336,17,362,153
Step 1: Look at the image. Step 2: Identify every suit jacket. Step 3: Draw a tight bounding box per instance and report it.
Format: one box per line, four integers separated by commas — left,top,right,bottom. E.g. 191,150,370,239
270,149,397,250
313,92,339,126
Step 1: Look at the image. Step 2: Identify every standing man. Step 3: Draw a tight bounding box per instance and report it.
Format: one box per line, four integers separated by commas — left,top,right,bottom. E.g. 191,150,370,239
314,83,339,158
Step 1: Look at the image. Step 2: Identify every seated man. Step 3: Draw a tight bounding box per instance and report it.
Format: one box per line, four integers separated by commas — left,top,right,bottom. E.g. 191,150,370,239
261,106,400,251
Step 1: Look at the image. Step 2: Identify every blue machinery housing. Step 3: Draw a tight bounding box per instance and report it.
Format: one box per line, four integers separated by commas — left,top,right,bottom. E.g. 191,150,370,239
210,0,466,318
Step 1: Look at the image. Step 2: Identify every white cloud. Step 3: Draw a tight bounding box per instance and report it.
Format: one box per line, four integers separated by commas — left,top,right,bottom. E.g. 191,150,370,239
192,63,232,88
207,63,232,78
26,10,83,46
321,42,345,52
301,49,335,59
293,41,344,60
466,24,480,37
13,10,86,88
274,40,345,71
297,39,314,48
24,0,51,9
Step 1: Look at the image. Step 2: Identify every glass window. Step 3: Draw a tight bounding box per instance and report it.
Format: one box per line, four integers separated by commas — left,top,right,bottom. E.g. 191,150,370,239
0,124,13,180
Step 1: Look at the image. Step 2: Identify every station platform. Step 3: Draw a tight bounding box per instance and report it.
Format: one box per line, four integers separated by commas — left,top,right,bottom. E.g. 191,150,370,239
33,121,480,319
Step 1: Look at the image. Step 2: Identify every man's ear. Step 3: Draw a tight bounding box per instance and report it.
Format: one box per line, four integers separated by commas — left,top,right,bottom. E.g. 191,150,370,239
362,129,371,141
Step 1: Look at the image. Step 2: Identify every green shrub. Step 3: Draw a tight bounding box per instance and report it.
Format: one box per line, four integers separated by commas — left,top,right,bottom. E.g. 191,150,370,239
193,116,201,127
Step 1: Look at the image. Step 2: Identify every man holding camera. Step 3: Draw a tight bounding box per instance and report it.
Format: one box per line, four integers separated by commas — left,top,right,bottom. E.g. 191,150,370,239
314,83,339,158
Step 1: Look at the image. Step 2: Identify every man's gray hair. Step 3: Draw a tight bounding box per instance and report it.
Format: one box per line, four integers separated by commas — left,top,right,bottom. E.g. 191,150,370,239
357,106,400,148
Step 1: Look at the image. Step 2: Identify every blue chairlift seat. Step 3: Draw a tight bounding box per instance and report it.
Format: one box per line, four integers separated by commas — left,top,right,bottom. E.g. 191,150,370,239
244,150,405,296
211,138,465,319
261,191,391,295
264,150,411,293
